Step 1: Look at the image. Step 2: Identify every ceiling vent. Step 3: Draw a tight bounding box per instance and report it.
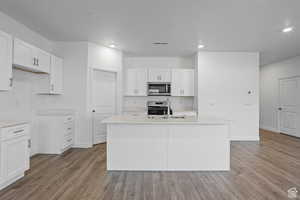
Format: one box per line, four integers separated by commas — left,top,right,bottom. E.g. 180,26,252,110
152,42,168,45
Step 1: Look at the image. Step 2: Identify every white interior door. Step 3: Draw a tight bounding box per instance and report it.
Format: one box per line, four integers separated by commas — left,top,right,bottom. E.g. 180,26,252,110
92,69,117,144
279,77,300,137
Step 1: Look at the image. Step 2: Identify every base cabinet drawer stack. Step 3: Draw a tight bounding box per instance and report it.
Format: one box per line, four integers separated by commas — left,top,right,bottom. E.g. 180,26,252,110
0,123,30,190
38,115,75,154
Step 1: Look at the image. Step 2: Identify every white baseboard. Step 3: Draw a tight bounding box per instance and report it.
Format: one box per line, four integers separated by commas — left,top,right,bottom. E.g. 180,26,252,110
73,143,93,148
260,125,279,133
230,136,260,141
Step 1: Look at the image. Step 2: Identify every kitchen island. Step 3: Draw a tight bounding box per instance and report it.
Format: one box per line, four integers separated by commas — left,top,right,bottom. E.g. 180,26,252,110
102,115,230,171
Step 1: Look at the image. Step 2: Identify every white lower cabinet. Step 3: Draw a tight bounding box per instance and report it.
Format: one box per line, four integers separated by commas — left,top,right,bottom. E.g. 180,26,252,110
38,115,75,154
0,124,30,190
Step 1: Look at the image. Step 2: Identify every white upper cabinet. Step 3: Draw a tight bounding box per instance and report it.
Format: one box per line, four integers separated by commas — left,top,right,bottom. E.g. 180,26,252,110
50,56,63,94
36,49,51,73
171,69,195,96
13,38,34,70
36,55,64,94
13,38,50,73
148,69,171,82
125,68,148,96
0,30,13,91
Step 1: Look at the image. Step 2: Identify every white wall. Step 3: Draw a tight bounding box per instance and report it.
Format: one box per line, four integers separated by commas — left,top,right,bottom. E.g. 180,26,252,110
123,56,195,113
197,52,259,141
260,56,300,132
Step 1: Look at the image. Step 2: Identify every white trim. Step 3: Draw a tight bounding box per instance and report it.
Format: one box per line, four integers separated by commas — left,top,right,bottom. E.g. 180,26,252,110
72,143,93,148
230,136,260,141
260,125,279,133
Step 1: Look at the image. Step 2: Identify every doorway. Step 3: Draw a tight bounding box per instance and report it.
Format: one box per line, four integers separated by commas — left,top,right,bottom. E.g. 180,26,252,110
278,76,300,137
92,69,117,144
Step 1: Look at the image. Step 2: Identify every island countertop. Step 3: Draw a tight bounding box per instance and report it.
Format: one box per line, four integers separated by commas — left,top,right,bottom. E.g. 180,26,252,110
102,115,230,125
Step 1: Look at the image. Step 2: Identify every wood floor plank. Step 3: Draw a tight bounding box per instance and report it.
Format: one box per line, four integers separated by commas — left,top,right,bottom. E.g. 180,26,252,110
0,130,299,200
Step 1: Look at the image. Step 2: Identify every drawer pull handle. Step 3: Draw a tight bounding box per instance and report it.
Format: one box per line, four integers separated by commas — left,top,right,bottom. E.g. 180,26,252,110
67,139,72,142
14,129,24,134
67,118,72,120
67,128,72,130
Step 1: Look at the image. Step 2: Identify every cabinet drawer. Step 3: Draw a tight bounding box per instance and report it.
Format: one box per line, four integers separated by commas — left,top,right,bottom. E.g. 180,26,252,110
63,134,73,148
1,125,28,141
64,122,74,134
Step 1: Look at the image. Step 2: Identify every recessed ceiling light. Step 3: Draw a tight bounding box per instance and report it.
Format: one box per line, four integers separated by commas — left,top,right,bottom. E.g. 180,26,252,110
282,26,294,33
198,44,205,49
109,44,116,48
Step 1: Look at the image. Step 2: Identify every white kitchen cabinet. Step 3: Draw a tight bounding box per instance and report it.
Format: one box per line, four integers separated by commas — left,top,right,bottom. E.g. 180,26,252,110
0,123,30,190
125,68,148,96
36,55,63,94
13,38,50,73
38,115,75,154
36,48,51,73
171,69,195,96
148,68,171,82
0,30,13,91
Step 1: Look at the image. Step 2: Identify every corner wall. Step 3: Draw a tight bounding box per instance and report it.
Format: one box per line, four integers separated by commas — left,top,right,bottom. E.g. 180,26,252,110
197,52,260,141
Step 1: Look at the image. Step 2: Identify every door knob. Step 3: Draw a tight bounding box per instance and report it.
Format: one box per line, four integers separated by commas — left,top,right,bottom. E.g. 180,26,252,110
278,107,282,111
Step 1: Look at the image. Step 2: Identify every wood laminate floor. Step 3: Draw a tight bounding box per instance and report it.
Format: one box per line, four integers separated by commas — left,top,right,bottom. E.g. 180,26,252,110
0,130,300,200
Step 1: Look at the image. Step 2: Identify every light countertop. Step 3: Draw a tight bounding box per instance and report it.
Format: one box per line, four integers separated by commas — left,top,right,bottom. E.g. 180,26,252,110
0,120,29,128
102,115,229,125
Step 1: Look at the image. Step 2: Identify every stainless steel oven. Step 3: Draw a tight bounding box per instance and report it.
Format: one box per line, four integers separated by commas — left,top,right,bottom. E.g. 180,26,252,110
147,101,169,116
148,83,171,96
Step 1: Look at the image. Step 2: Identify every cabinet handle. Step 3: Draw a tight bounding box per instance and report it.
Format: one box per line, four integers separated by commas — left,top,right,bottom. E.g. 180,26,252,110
14,129,24,134
37,59,39,66
67,127,72,130
9,78,13,87
33,58,36,65
51,84,54,91
28,139,31,148
67,138,72,142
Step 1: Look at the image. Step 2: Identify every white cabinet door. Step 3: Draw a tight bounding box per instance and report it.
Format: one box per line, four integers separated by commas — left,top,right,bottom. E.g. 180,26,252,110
0,30,12,91
171,69,194,96
13,38,35,70
279,77,300,138
1,137,28,181
148,69,171,82
136,69,148,95
125,68,147,96
50,56,63,94
36,49,51,73
13,38,50,73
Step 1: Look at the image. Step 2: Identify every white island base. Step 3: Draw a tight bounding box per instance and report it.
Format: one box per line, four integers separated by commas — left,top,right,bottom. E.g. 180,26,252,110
103,116,230,171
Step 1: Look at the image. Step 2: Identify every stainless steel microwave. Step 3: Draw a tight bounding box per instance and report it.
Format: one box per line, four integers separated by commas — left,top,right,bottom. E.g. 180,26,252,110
148,83,171,96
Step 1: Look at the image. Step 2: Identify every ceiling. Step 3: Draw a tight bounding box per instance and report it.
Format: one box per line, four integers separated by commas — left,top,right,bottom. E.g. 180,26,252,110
0,0,299,65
